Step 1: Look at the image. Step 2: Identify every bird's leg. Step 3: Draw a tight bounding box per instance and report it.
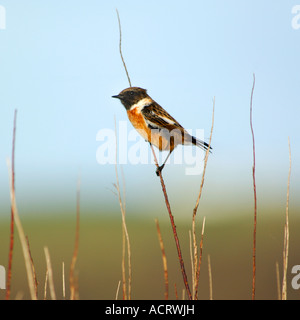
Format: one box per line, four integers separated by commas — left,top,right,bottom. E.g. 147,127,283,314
155,150,172,176
149,142,173,176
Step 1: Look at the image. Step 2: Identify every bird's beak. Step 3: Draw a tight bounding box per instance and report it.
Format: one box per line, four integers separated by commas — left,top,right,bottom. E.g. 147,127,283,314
112,94,121,99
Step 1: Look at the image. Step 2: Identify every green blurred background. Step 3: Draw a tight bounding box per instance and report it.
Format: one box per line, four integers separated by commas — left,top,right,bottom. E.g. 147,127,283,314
1,207,300,300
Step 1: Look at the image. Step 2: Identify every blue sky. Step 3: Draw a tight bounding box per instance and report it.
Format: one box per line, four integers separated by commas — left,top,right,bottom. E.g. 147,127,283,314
0,1,299,219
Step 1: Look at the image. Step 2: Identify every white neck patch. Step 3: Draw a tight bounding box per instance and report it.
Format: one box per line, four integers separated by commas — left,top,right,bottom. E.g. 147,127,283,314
129,97,152,112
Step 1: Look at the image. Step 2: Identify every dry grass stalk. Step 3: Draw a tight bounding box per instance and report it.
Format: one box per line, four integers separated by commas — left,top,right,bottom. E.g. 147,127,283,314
114,10,133,294
149,143,192,300
26,236,38,297
276,261,281,300
6,159,37,300
115,280,121,300
182,289,186,300
62,262,66,299
192,98,214,299
116,9,132,87
70,176,81,300
249,73,257,300
189,230,194,297
208,254,213,300
174,283,178,300
44,246,56,300
282,137,291,300
155,219,169,300
194,216,206,299
44,270,48,300
6,109,17,300
114,117,132,300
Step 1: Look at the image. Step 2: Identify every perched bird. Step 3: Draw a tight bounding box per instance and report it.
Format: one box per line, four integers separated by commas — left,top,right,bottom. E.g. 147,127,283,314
112,87,211,175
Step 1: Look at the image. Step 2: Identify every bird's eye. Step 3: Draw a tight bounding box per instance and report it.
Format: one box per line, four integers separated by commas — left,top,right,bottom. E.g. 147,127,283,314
129,91,135,96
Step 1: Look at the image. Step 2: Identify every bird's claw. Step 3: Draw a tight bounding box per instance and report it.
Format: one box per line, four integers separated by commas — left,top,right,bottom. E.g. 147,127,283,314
156,164,165,176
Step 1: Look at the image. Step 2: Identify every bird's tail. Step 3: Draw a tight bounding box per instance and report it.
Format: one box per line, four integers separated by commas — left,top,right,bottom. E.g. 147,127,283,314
191,136,212,152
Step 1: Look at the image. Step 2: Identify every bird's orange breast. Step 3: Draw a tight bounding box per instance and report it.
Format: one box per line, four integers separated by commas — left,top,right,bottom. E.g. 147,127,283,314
126,108,173,152
127,108,151,141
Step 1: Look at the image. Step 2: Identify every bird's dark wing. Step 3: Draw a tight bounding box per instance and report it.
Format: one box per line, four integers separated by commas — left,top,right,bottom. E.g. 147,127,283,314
141,103,184,131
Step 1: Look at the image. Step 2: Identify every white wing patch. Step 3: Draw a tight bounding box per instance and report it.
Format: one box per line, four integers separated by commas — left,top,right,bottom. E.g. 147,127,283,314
159,114,176,125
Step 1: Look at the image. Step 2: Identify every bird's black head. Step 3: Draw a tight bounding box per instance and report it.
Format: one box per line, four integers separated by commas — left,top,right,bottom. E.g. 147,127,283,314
112,87,149,110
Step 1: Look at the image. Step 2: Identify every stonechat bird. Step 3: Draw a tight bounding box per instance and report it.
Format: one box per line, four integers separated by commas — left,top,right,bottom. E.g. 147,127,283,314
112,87,211,175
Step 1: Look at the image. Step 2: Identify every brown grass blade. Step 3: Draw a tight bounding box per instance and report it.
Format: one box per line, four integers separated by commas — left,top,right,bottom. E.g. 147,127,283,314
208,254,213,300
192,97,214,299
70,176,81,300
6,109,17,300
282,137,291,300
7,158,37,300
114,117,131,300
155,219,169,300
44,246,56,300
116,9,132,87
150,143,192,300
250,73,257,300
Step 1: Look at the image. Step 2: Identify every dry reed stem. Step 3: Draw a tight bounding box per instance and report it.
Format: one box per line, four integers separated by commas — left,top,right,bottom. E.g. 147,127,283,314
155,219,169,300
115,280,121,300
116,9,132,87
62,262,66,299
208,254,213,300
44,246,56,300
149,143,192,300
192,98,214,299
250,73,257,300
282,137,291,300
26,236,38,297
114,117,131,300
276,261,281,300
44,270,48,300
6,109,17,300
7,159,37,300
194,216,206,299
174,283,178,300
182,289,186,300
189,231,194,298
121,226,126,299
70,176,81,300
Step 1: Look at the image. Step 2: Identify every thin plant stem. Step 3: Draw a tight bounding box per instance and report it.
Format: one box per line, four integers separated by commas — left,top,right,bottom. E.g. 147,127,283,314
115,280,121,300
116,9,132,87
208,254,213,300
155,219,169,300
114,117,131,300
193,98,214,299
7,164,37,300
250,73,257,300
194,216,206,299
26,236,38,297
70,175,81,300
6,109,17,300
150,143,192,300
276,261,281,300
62,262,66,300
44,246,56,300
282,137,291,300
44,270,48,300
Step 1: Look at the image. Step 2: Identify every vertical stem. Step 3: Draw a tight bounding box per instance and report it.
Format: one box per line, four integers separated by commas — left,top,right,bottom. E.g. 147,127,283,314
70,176,80,300
155,219,169,300
6,109,17,300
150,144,192,300
193,98,214,299
282,138,291,300
250,73,257,300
